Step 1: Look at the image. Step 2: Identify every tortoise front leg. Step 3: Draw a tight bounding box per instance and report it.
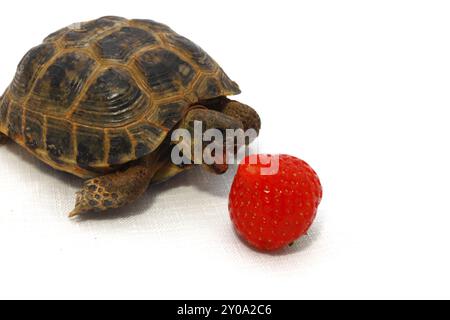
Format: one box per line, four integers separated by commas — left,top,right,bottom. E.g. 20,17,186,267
0,132,9,145
200,97,261,134
69,152,165,218
221,100,261,136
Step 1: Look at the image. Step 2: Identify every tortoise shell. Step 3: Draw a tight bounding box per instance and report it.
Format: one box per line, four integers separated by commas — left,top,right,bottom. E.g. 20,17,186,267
0,16,240,178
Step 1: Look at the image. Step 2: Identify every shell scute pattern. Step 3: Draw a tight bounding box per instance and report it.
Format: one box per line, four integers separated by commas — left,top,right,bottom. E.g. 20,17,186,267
165,33,217,72
62,16,127,48
0,16,240,178
46,117,74,164
7,102,23,139
157,101,186,128
29,52,97,114
128,122,166,159
194,76,223,100
76,126,105,168
11,43,56,98
96,27,158,61
24,110,45,150
73,67,147,127
134,48,196,97
107,129,133,165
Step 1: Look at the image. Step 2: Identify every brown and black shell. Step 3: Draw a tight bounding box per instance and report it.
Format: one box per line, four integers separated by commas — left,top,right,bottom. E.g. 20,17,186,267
0,16,240,178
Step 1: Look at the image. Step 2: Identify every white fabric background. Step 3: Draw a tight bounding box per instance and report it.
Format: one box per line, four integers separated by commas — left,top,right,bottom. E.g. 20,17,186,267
1,0,450,299
0,143,328,299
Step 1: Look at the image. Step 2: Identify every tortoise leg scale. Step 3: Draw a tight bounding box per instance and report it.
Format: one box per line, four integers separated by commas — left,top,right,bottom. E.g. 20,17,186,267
69,149,166,218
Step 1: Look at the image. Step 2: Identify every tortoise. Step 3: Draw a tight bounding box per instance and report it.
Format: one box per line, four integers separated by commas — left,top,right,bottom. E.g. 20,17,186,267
0,16,261,217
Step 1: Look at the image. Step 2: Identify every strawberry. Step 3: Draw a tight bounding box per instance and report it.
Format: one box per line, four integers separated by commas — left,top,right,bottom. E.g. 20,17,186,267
229,154,322,252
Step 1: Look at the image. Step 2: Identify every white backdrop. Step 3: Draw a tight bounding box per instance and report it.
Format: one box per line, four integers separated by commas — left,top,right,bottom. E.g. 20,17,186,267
0,0,450,299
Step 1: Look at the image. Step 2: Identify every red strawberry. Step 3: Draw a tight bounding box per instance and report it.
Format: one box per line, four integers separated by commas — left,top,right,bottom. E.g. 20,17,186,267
229,154,322,252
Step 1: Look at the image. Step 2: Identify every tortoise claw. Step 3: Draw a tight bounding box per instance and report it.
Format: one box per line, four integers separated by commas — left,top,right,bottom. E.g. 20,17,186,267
68,210,80,218
68,209,82,218
68,190,95,218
